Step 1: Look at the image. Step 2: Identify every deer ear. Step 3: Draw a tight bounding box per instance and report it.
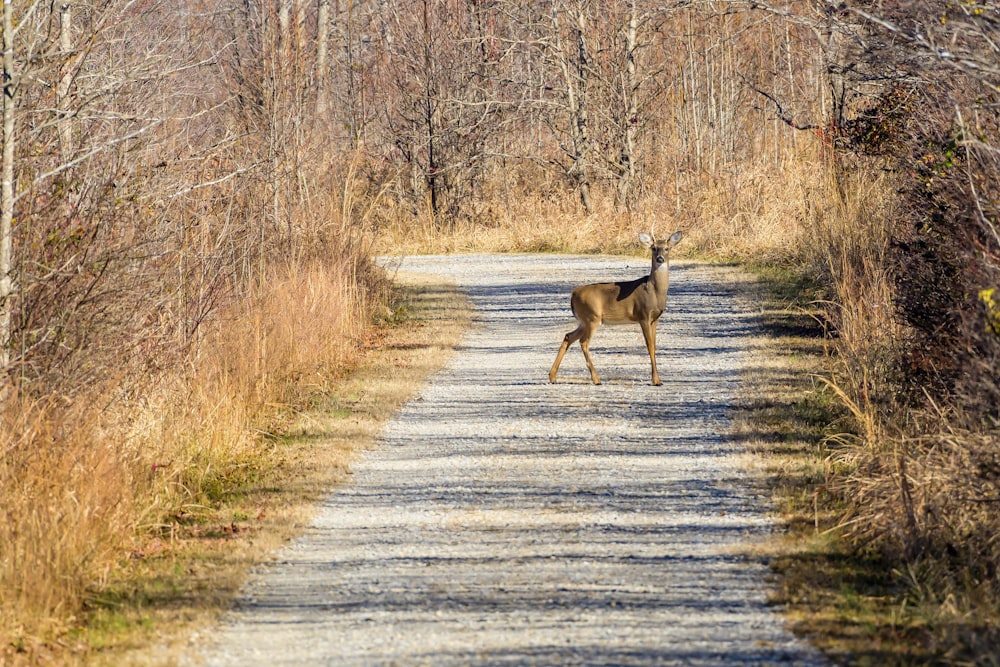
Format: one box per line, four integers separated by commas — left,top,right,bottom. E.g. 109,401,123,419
668,231,684,245
638,232,653,245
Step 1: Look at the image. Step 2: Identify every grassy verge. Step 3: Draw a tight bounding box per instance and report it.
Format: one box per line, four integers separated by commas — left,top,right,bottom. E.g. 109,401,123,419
68,272,471,667
736,267,961,665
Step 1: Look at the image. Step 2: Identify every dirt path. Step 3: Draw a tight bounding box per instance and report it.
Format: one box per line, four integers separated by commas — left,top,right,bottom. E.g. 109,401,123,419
195,254,825,666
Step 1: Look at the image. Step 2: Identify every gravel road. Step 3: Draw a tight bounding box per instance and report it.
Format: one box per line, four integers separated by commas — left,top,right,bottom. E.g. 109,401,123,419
195,254,826,666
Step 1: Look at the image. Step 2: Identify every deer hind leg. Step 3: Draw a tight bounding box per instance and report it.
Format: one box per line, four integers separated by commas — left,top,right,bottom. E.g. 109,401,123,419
579,326,601,385
550,322,585,383
639,319,661,386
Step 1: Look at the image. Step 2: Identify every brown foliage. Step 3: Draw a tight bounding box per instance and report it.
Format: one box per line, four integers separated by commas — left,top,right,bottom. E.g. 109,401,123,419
806,1,1000,644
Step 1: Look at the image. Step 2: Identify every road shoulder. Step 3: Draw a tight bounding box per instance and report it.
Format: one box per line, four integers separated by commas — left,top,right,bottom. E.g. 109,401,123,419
93,272,471,667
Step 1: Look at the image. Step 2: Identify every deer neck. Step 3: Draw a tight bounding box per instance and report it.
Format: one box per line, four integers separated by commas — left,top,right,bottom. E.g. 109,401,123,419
647,259,670,310
649,259,669,288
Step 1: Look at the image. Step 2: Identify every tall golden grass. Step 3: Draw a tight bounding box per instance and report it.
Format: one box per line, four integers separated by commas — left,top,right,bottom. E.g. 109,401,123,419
806,169,903,447
0,255,380,657
787,158,1000,650
0,395,132,647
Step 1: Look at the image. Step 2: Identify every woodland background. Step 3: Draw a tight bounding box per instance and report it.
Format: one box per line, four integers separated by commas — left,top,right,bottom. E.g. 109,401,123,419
1,0,999,661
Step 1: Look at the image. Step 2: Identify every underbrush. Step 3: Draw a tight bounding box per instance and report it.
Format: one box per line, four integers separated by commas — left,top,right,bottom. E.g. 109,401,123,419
753,157,1000,660
0,257,383,662
738,251,997,664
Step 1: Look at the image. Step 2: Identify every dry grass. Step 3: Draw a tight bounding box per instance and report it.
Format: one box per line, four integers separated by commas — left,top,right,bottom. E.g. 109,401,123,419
805,165,1000,658
0,396,134,655
91,272,471,667
738,275,1000,664
731,264,940,665
736,159,1000,663
372,143,826,262
0,256,384,664
804,169,904,448
373,196,642,255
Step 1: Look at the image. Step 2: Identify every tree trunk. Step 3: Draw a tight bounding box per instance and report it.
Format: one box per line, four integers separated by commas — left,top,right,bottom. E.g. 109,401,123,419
1,0,16,377
316,0,330,116
617,0,638,207
422,0,439,216
572,7,593,213
57,2,74,161
552,2,593,214
278,0,291,54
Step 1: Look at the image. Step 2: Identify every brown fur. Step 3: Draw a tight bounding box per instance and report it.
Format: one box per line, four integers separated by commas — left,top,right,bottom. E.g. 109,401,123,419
549,231,683,385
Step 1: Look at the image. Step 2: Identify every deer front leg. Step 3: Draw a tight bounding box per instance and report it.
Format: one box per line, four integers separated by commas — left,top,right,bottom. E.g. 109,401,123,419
639,320,661,386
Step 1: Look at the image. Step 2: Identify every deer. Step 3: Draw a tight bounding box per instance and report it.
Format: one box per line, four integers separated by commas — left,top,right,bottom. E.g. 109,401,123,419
549,230,684,386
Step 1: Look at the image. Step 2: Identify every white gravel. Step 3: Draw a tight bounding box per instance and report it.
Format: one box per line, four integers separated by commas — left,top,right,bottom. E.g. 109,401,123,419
194,254,826,666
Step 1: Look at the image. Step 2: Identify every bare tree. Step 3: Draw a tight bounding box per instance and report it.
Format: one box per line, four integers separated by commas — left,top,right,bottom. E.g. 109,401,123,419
545,0,596,212
0,1,249,392
597,0,678,207
616,0,640,205
0,0,14,378
316,0,331,116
